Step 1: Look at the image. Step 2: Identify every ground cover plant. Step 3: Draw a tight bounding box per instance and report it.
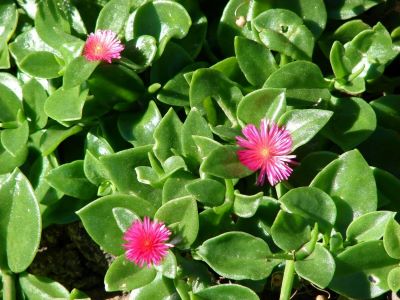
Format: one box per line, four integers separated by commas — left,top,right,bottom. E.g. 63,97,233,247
0,0,400,299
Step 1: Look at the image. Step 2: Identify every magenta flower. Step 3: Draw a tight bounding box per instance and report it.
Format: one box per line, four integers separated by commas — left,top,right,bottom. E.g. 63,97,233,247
83,30,124,63
123,217,173,268
236,119,296,186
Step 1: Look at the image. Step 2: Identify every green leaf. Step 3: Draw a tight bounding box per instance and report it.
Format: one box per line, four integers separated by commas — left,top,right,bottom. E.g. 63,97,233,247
264,61,331,106
190,68,242,126
78,194,156,255
263,0,327,38
253,9,315,60
22,79,48,129
35,0,82,59
46,160,97,200
234,37,278,87
38,125,83,156
295,244,335,288
0,82,22,123
162,173,194,204
153,108,183,162
323,97,377,150
44,86,88,123
133,0,191,57
20,51,63,79
278,109,333,150
197,232,279,280
346,211,395,243
155,196,199,249
237,88,286,125
388,267,400,292
154,250,177,279
311,150,377,234
176,12,207,59
0,1,18,46
95,0,130,33
157,62,207,106
233,191,264,218
63,56,99,89
289,151,338,187
383,218,400,259
194,284,260,300
192,136,221,160
372,167,400,210
105,255,156,292
128,274,178,300
280,187,336,233
181,108,213,165
19,273,70,300
329,241,398,299
1,121,29,157
186,178,225,207
0,169,41,273
217,0,258,56
271,210,311,251
326,0,383,20
201,145,253,179
99,147,161,204
122,35,157,71
113,207,139,232
370,95,400,131
118,101,162,147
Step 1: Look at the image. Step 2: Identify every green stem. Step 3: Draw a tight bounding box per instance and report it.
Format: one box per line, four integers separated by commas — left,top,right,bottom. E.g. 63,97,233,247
2,270,16,300
225,179,235,203
279,260,295,300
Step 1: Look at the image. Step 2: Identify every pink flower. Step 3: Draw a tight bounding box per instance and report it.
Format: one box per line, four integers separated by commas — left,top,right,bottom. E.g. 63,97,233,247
236,119,296,186
83,30,124,63
123,217,173,268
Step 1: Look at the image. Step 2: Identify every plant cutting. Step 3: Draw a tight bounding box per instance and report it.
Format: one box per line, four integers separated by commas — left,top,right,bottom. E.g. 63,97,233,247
0,0,400,299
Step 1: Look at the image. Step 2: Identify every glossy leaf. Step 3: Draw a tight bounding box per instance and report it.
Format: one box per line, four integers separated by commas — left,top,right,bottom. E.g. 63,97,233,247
197,232,278,280
118,101,161,147
201,145,253,179
132,0,191,57
22,79,48,130
237,88,286,125
95,0,129,33
44,86,88,123
46,160,97,200
330,241,398,299
311,150,377,234
346,211,395,243
153,250,177,279
253,9,315,60
271,210,311,251
264,0,327,38
186,178,225,207
323,97,377,150
278,109,333,150
63,56,99,89
194,284,259,300
280,187,336,233
128,274,178,300
0,169,41,273
234,37,277,87
233,192,264,218
19,273,70,300
295,244,335,288
370,95,400,131
387,267,400,292
104,255,156,292
383,218,400,259
20,51,63,79
78,194,156,255
326,0,383,20
190,68,242,126
155,196,199,249
264,61,331,106
153,108,183,162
